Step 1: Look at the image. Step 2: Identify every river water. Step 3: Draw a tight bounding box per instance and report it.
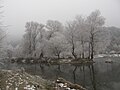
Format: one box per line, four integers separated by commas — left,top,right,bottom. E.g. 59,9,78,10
4,57,120,90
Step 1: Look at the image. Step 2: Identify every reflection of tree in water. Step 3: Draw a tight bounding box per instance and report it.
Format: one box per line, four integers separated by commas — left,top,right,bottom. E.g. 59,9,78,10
34,63,37,75
56,64,62,78
73,66,77,83
15,60,120,90
58,64,61,72
70,64,96,89
82,66,86,87
39,64,45,74
72,65,86,86
88,64,96,90
71,64,95,89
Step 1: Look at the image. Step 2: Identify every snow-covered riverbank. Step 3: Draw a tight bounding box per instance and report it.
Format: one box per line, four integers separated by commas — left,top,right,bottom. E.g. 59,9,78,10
0,69,52,90
0,69,87,90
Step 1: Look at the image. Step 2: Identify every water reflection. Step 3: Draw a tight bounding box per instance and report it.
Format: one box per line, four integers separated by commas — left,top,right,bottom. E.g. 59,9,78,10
88,65,96,90
4,57,120,90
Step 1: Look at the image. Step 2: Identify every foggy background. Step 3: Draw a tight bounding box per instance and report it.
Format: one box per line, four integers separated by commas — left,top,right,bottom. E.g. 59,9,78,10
2,0,120,40
0,1,120,90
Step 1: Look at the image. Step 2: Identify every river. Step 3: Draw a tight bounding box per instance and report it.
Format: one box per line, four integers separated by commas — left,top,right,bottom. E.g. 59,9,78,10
3,57,120,90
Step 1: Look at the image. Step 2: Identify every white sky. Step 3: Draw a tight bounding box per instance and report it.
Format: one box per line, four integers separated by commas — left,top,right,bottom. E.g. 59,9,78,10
1,0,120,39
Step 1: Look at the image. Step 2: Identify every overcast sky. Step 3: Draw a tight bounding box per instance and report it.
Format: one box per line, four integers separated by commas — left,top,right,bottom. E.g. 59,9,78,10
2,0,120,39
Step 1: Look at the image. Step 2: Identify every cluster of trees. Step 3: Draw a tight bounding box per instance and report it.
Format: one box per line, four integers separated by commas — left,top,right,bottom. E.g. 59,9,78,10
11,10,106,60
106,27,120,53
0,2,7,58
6,10,120,60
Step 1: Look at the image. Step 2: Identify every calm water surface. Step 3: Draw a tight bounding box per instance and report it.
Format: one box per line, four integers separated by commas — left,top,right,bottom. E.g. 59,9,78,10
5,57,120,90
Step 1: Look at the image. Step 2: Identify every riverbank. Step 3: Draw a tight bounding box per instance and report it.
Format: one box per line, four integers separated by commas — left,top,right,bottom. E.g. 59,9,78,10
8,57,95,65
0,69,86,90
0,69,52,90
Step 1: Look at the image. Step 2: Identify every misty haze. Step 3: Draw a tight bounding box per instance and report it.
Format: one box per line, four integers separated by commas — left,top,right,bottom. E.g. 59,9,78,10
0,0,120,90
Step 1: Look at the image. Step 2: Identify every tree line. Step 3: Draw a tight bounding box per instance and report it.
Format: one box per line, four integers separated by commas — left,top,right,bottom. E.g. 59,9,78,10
7,10,119,60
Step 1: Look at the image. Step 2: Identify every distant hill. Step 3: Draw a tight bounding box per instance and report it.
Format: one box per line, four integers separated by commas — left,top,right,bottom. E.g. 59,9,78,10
106,26,120,53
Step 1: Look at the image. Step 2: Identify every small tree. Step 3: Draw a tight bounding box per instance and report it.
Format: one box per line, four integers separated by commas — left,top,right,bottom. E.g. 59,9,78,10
48,34,66,59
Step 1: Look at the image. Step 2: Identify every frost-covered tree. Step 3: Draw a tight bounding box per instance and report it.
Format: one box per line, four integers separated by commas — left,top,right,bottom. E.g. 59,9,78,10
46,20,63,40
65,21,78,59
74,15,89,58
47,33,67,59
0,2,6,58
13,44,24,57
6,44,14,58
22,22,44,57
35,28,47,59
20,10,110,60
44,20,66,58
106,27,120,53
86,10,105,59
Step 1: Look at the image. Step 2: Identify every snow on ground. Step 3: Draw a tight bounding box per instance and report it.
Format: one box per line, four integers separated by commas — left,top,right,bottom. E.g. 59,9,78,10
0,70,51,90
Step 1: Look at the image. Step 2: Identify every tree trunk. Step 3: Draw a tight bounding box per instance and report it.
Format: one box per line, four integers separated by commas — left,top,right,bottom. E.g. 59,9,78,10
90,38,94,60
88,42,91,59
39,51,43,59
91,44,94,60
72,44,77,59
57,54,60,59
90,30,94,60
81,40,85,59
